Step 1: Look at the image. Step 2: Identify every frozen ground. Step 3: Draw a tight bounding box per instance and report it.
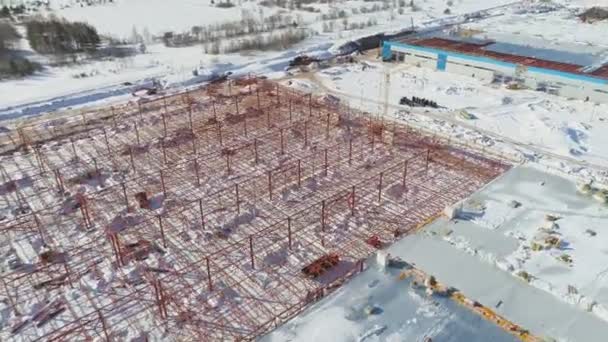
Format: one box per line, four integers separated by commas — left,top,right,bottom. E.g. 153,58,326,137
392,164,608,341
262,257,518,342
464,0,608,49
305,60,608,181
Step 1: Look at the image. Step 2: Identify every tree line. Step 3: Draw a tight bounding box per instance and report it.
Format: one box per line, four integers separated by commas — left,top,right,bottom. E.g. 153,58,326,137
0,20,40,78
25,17,100,54
1,16,101,78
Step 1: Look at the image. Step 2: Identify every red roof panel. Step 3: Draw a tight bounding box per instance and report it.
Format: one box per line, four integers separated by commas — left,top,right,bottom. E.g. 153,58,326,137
407,38,604,79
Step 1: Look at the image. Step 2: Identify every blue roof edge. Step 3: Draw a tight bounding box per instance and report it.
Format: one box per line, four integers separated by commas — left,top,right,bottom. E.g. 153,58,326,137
384,41,608,86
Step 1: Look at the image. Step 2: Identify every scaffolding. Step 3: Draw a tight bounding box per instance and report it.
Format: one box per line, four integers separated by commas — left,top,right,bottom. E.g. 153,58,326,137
0,77,509,341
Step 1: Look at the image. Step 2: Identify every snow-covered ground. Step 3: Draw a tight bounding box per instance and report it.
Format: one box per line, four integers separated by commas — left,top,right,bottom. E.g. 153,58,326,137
262,257,518,342
301,59,608,183
403,165,608,341
464,0,608,48
0,0,525,120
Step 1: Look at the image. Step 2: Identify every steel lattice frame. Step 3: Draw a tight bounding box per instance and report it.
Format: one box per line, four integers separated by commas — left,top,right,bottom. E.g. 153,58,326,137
0,77,509,341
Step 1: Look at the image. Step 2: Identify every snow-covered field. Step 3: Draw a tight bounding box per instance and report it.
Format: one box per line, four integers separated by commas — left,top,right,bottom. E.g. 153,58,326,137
464,0,608,48
0,0,524,120
262,257,518,342
302,59,608,182
402,165,608,341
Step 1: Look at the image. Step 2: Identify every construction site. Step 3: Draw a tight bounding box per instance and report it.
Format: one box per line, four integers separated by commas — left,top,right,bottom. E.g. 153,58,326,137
0,77,509,341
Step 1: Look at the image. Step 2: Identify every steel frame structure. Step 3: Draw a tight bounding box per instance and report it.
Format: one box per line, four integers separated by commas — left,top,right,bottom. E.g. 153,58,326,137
0,77,509,341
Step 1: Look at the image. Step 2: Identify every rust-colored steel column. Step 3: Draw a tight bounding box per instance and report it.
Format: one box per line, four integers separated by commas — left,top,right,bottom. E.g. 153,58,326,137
70,137,78,159
111,105,116,126
34,147,44,173
371,133,375,152
304,121,308,146
254,139,259,165
267,109,271,128
199,198,205,230
351,185,356,216
243,112,248,137
33,214,45,245
54,169,65,193
325,113,330,138
98,309,111,341
268,170,273,200
103,127,111,154
402,161,408,188
134,121,140,145
257,88,261,109
348,138,353,165
287,217,292,250
158,215,167,248
161,140,168,164
235,184,240,214
276,84,280,105
109,233,124,266
92,157,99,175
218,123,223,146
308,93,312,117
129,147,136,171
249,235,255,270
206,256,213,291
162,112,167,137
280,128,285,155
121,182,129,211
297,159,301,187
188,105,194,131
64,263,73,288
324,149,328,177
378,172,384,202
194,159,201,187
321,200,326,232
160,169,167,198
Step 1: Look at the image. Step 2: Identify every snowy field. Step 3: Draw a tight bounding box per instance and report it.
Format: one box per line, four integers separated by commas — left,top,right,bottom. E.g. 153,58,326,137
392,165,608,341
262,258,518,342
300,59,608,182
464,0,608,49
0,0,524,119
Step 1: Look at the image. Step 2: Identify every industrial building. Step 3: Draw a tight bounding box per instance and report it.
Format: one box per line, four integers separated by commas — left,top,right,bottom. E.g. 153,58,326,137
382,37,608,103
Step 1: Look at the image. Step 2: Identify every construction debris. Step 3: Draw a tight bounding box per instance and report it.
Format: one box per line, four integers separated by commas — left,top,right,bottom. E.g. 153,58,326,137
399,96,439,108
302,253,340,278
